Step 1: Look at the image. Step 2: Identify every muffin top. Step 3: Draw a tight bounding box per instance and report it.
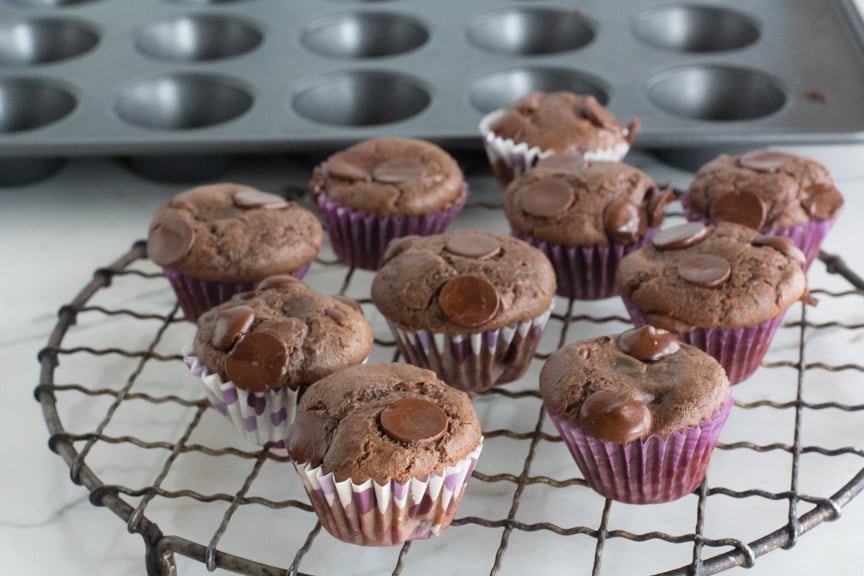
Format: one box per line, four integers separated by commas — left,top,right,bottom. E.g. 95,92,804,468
488,91,637,152
310,138,465,217
504,155,675,246
286,363,482,483
540,326,729,441
147,183,322,282
371,231,556,334
687,150,844,228
193,276,374,392
616,222,809,332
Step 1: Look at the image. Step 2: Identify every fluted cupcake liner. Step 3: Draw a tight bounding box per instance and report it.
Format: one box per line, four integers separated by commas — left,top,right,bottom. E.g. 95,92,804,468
183,351,295,449
163,262,312,322
479,109,630,190
547,394,732,504
680,192,836,270
293,443,482,546
314,170,467,271
386,305,553,394
623,300,786,385
512,228,657,300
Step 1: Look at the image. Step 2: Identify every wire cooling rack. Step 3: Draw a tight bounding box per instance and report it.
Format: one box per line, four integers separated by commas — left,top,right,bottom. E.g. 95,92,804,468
35,199,864,576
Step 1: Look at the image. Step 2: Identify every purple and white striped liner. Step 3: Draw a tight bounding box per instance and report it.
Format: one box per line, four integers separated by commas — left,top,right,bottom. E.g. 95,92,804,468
183,351,295,449
293,443,482,546
479,109,630,190
547,394,732,504
386,304,553,394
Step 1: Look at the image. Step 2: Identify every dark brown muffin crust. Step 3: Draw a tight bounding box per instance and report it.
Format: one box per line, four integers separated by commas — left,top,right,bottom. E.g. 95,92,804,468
371,231,556,334
688,151,844,228
193,278,373,392
311,138,465,217
615,222,808,332
286,363,482,483
147,183,322,282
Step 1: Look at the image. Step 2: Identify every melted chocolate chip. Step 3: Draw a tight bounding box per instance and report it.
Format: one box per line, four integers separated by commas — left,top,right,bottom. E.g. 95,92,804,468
521,177,575,218
579,389,653,443
445,234,501,259
517,91,542,113
372,158,427,184
381,235,420,265
580,95,619,130
646,188,676,227
324,306,348,326
379,397,448,443
327,154,372,181
738,150,791,173
334,296,363,314
148,217,195,266
711,190,766,229
801,183,843,220
225,331,289,392
212,305,255,351
604,199,645,244
438,275,500,328
651,222,708,251
677,254,732,288
751,235,806,265
616,325,680,362
534,153,586,174
232,189,289,210
257,275,304,291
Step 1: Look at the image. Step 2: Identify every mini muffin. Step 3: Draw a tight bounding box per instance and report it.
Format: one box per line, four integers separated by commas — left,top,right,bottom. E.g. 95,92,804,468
479,91,639,188
505,155,675,300
616,221,812,384
184,275,374,448
371,230,556,394
286,363,483,546
148,183,322,321
311,138,467,270
541,326,732,504
683,150,844,267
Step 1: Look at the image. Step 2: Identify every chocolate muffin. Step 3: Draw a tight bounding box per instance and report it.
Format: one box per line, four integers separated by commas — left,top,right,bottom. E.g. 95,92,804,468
505,155,675,299
371,230,556,393
311,138,467,270
683,150,844,267
286,363,483,546
184,275,373,447
479,91,639,188
541,326,732,504
148,183,322,321
616,221,811,384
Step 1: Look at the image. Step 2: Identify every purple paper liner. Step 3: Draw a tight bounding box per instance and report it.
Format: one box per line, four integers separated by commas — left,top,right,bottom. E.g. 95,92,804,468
547,394,733,504
680,192,837,270
293,444,482,546
386,305,552,394
623,300,785,385
512,228,657,300
162,261,312,322
314,178,467,271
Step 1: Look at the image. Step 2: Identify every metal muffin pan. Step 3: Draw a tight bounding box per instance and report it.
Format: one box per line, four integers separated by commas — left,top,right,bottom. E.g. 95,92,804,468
0,0,862,170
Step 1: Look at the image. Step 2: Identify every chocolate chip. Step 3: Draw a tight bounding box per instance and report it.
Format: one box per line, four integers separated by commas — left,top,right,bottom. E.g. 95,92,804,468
616,325,680,362
212,305,256,351
327,154,372,181
334,296,363,314
651,222,708,251
801,183,843,220
646,188,676,227
445,233,501,259
225,331,289,392
580,95,619,130
148,217,195,266
677,254,731,288
579,389,653,443
439,275,500,328
751,235,806,265
517,91,543,113
534,153,586,174
604,199,645,244
372,158,427,184
324,306,348,326
711,190,766,229
575,345,591,360
233,189,289,210
381,235,419,265
738,150,791,173
257,275,304,291
379,397,448,443
521,177,575,218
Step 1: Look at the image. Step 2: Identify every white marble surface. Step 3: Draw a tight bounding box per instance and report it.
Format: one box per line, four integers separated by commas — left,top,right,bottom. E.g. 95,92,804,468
2,143,863,575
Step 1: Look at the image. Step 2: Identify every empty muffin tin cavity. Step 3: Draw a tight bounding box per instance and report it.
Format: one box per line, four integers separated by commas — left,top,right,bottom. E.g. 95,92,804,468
632,5,760,53
0,18,99,66
292,70,429,126
114,74,253,130
301,12,428,59
647,65,785,121
466,8,595,56
469,67,608,114
134,15,262,62
0,78,76,132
